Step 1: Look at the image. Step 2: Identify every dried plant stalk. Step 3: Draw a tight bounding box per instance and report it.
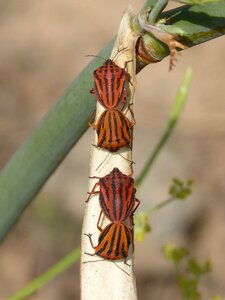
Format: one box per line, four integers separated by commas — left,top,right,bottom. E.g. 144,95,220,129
80,6,139,300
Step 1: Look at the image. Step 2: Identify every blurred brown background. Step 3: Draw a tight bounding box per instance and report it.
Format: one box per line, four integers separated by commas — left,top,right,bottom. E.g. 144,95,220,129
0,0,225,299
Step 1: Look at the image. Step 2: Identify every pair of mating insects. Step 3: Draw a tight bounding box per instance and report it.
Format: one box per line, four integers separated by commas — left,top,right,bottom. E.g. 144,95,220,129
85,55,139,262
85,24,187,260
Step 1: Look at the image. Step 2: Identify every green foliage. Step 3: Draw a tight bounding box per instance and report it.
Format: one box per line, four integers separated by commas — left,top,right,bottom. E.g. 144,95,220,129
134,212,151,242
135,177,193,241
169,178,193,200
174,0,223,5
162,244,212,300
177,275,200,300
136,67,192,188
6,248,80,300
187,258,212,277
163,244,189,264
210,296,225,300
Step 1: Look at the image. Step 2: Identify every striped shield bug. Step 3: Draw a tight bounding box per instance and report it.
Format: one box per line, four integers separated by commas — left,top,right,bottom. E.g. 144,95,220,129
87,167,139,223
89,55,135,155
90,59,129,110
89,109,134,152
85,222,133,260
85,168,140,260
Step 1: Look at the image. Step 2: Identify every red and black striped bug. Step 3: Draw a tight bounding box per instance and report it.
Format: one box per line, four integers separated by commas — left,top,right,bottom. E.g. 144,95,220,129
86,168,139,223
89,56,135,153
89,109,134,152
85,168,140,260
85,223,133,260
90,59,129,110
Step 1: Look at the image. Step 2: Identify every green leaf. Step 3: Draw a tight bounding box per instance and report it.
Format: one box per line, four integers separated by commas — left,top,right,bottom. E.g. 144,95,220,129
162,244,189,264
169,178,193,200
134,212,151,242
135,2,225,71
174,0,223,5
177,275,200,300
187,258,212,276
162,2,225,43
0,40,114,243
211,296,225,300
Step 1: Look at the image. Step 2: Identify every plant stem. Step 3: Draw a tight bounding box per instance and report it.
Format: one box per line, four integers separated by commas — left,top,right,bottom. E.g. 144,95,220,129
148,0,169,23
80,7,139,300
136,67,192,188
139,0,159,18
147,197,176,215
7,248,80,300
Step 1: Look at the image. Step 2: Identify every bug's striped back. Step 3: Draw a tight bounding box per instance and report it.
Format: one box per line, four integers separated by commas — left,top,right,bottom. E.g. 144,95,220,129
96,109,132,152
85,168,140,261
95,222,132,260
99,168,136,222
91,59,128,109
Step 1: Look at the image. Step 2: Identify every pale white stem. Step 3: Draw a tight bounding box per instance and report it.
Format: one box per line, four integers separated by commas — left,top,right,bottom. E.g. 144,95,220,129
80,6,139,300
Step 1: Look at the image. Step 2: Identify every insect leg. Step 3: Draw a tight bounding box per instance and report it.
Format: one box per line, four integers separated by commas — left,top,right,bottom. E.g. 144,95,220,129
129,198,140,228
124,103,136,127
90,87,95,94
84,252,96,257
84,233,97,250
120,100,127,112
88,109,97,128
133,198,140,215
123,257,131,267
123,59,133,71
97,211,104,232
86,182,100,202
89,175,101,179
117,153,135,175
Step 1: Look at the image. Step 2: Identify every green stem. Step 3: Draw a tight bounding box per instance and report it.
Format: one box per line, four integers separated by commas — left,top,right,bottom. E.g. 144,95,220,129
147,197,176,215
7,248,80,300
139,0,159,17
148,0,169,23
136,67,192,188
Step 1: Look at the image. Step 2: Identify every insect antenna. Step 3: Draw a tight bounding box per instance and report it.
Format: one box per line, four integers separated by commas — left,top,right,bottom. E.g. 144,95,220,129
95,151,135,173
86,54,107,62
118,153,135,165
83,258,104,264
95,152,111,172
83,258,131,277
111,46,128,62
112,261,131,277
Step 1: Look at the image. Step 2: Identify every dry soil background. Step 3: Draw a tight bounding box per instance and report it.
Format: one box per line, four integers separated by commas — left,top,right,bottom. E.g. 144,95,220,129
0,1,225,299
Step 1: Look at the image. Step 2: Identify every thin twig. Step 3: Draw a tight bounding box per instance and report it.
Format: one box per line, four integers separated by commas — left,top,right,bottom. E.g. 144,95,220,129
136,67,192,188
